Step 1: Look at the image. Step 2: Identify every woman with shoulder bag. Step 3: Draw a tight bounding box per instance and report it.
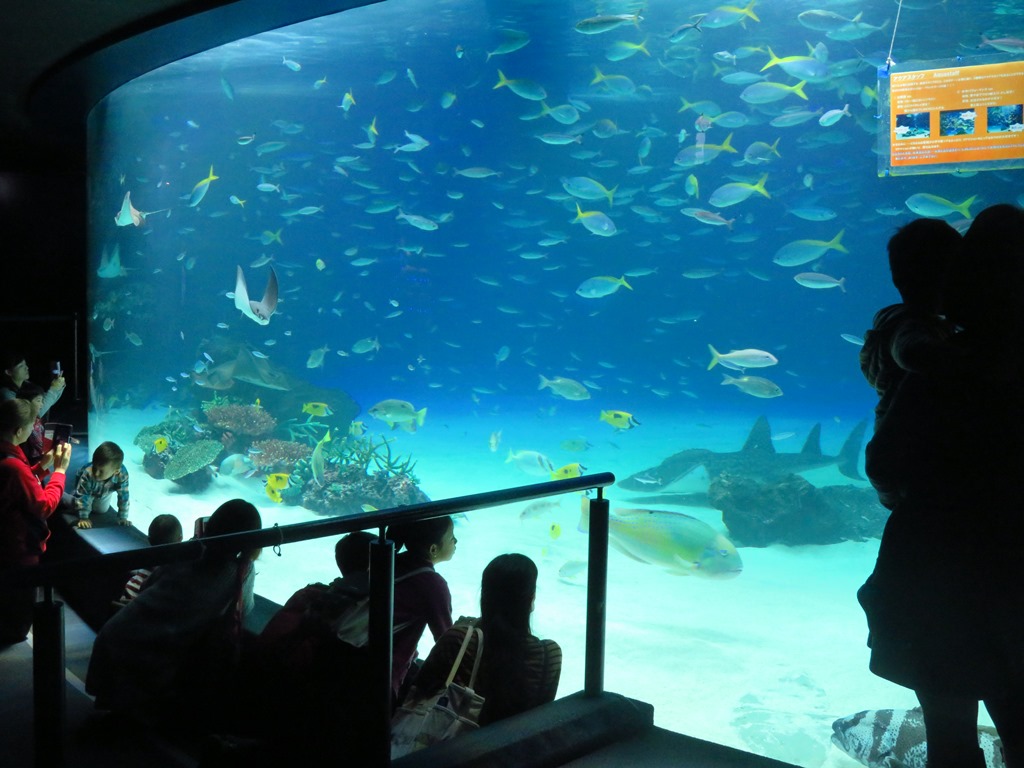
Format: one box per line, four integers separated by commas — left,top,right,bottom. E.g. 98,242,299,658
394,552,561,755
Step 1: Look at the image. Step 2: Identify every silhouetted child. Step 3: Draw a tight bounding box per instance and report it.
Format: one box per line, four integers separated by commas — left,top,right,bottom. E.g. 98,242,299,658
860,218,963,423
72,441,130,529
121,514,183,602
335,529,374,576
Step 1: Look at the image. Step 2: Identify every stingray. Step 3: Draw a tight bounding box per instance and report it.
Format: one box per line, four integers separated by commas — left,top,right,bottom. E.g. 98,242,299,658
114,191,166,227
231,347,290,390
191,346,290,391
97,244,125,278
234,266,279,325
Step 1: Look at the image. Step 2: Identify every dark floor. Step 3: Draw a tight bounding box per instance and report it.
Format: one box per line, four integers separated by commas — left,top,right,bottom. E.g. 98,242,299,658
1,604,199,768
2,607,796,768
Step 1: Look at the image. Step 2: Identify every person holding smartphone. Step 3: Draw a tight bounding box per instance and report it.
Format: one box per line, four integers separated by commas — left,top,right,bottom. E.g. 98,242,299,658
0,352,66,413
0,397,71,645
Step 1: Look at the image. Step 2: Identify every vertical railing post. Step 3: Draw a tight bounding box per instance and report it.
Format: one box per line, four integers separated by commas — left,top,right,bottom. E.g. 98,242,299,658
33,585,65,768
584,490,609,696
368,531,395,766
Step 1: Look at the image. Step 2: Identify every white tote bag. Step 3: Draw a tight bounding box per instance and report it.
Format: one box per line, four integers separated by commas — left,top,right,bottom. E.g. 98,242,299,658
391,625,485,758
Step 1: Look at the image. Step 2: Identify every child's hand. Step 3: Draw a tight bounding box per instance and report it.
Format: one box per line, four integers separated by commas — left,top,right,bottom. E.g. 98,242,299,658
76,519,93,530
118,519,132,527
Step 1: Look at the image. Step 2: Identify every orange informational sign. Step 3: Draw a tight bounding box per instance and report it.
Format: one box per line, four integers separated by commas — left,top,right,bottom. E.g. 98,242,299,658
888,59,1024,170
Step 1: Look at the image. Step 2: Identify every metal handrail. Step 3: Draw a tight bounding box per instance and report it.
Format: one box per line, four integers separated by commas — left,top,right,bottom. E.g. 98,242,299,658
4,474,612,587
11,472,614,768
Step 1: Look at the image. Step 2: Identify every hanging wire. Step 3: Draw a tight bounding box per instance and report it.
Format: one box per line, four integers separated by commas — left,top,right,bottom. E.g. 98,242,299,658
886,0,906,72
272,522,283,557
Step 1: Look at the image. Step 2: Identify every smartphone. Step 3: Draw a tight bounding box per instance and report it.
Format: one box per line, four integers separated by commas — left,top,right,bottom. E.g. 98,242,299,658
45,422,73,449
194,516,211,538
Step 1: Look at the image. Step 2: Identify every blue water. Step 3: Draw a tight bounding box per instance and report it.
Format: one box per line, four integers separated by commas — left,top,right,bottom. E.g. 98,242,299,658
86,0,1022,763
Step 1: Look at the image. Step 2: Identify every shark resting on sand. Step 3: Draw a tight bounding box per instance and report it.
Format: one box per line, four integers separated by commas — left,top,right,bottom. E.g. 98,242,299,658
619,415,867,494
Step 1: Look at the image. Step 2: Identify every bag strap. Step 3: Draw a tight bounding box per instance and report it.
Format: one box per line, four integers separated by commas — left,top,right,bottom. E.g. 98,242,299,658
465,628,484,688
445,623,483,687
395,566,433,583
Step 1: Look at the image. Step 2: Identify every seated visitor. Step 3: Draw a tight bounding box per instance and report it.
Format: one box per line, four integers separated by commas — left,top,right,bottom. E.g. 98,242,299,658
72,441,130,528
0,398,71,645
386,515,457,699
86,499,262,728
120,514,183,602
249,530,392,761
410,553,561,726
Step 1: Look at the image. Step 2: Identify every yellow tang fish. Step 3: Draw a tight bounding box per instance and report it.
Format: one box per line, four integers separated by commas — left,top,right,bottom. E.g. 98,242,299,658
153,437,169,453
550,523,562,540
266,485,283,503
302,402,333,417
265,472,291,491
599,410,641,431
551,463,586,480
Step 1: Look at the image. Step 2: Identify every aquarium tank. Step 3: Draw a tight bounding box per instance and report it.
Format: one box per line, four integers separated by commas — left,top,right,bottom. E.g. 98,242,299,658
86,0,1023,764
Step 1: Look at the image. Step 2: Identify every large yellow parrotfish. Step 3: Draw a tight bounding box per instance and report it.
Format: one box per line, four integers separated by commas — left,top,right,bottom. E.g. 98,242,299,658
579,502,742,578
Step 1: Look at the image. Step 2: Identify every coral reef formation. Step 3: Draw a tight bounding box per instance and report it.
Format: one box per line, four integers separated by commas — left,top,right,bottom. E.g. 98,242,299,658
130,375,430,517
162,439,224,491
249,438,312,473
203,403,277,436
301,464,429,516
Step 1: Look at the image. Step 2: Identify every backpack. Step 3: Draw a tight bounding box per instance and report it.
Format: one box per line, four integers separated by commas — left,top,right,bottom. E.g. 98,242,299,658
250,566,434,746
330,566,433,647
256,565,433,671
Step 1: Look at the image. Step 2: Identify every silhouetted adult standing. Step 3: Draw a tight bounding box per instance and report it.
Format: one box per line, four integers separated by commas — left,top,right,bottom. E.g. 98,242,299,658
860,204,1024,768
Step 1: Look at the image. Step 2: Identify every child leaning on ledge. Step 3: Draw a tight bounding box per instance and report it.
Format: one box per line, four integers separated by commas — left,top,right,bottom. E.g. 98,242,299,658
121,514,183,602
73,441,131,529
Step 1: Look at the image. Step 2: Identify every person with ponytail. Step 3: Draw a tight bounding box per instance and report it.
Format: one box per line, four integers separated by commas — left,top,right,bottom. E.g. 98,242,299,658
386,515,457,699
412,553,562,725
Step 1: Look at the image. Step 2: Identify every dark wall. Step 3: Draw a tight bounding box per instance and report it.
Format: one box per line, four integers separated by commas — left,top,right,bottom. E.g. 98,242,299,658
0,170,89,426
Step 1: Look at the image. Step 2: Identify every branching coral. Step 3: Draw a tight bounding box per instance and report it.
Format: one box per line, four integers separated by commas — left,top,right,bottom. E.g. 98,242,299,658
204,404,277,436
280,418,329,445
370,438,418,482
249,439,312,473
334,435,418,482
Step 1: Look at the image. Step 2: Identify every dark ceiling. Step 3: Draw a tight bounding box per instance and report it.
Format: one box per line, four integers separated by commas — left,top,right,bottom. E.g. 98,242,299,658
1,0,373,175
